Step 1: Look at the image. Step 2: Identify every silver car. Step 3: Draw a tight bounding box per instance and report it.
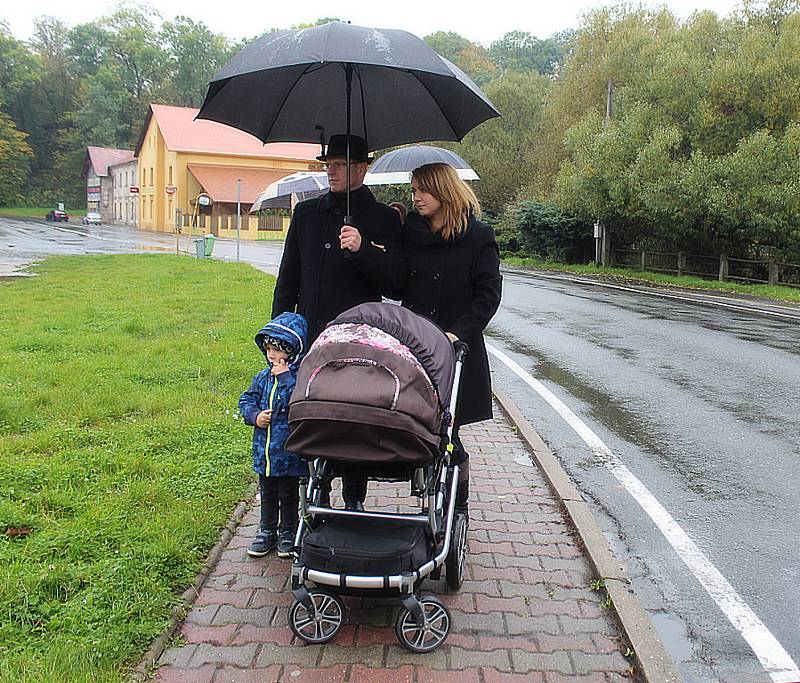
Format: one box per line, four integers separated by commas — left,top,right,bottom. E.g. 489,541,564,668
82,212,102,226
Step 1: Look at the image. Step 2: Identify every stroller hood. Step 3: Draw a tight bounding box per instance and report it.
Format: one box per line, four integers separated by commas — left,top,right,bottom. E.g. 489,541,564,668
332,302,455,407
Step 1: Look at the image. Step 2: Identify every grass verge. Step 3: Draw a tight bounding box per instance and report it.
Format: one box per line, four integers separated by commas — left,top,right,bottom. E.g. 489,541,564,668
504,256,800,304
0,254,271,682
0,207,87,219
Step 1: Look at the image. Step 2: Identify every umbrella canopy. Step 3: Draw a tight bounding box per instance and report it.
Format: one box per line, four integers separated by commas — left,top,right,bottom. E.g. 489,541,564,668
197,22,500,152
364,145,479,185
251,172,329,212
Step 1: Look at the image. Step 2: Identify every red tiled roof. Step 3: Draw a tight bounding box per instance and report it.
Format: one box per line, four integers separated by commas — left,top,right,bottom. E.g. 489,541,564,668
187,164,292,203
84,147,135,177
142,104,320,161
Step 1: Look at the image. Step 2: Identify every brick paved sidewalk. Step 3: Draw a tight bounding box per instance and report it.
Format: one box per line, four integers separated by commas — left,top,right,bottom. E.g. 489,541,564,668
154,408,633,682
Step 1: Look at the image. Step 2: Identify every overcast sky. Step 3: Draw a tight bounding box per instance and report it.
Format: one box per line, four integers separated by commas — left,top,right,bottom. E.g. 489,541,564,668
2,0,743,46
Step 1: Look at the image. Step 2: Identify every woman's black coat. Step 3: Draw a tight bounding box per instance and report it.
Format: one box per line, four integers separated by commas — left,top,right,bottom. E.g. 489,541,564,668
357,211,502,425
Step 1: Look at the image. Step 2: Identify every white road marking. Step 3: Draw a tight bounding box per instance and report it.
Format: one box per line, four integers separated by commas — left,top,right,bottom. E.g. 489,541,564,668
487,342,800,683
505,268,800,322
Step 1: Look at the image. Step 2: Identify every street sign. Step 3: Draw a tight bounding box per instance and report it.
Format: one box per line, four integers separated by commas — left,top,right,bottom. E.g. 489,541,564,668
130,186,140,194
165,185,177,195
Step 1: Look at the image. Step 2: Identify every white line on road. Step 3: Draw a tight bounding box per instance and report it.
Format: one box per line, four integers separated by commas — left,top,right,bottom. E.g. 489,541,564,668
487,342,800,683
506,268,800,322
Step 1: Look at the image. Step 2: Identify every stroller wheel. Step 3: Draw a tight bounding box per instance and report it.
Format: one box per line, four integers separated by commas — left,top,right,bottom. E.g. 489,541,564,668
288,589,345,644
395,595,451,653
445,512,468,590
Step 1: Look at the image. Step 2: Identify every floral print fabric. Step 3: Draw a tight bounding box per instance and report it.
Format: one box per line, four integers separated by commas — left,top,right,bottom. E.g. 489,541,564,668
312,323,434,392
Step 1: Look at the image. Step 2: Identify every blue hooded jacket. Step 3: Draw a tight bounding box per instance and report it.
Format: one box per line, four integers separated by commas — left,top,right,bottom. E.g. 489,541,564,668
238,312,308,477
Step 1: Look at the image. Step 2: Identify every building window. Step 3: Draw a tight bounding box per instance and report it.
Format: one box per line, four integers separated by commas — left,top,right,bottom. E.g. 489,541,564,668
168,166,173,185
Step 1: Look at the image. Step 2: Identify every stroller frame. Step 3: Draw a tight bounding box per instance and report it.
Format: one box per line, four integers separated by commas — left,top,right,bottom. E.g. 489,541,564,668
288,342,469,652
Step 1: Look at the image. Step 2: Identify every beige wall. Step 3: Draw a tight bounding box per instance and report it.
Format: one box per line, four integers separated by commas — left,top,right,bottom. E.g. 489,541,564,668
136,120,315,238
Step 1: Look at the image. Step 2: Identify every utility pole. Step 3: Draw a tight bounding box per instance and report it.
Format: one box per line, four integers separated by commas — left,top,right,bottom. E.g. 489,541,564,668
596,77,614,267
236,179,241,262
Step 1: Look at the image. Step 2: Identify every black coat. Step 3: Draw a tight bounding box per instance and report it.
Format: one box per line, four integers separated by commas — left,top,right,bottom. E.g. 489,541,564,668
271,186,402,343
394,211,502,425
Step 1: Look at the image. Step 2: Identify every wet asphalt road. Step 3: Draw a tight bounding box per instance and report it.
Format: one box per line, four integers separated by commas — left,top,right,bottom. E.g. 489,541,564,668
3,218,800,681
488,268,800,682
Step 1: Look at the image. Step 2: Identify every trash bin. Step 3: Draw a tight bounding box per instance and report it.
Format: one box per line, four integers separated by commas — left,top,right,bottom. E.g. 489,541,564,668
203,234,216,257
194,239,206,259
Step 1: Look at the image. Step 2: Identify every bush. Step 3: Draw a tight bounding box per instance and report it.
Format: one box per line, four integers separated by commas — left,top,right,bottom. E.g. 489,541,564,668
504,200,593,262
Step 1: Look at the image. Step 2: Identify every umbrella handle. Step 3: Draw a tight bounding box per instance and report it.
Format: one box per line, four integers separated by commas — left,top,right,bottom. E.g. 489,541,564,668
342,216,355,259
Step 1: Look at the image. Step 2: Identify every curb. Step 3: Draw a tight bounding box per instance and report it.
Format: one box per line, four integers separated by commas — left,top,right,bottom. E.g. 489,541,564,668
494,388,681,683
129,482,258,682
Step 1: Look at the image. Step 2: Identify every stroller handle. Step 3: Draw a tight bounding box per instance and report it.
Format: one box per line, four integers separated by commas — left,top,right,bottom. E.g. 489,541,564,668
453,340,469,362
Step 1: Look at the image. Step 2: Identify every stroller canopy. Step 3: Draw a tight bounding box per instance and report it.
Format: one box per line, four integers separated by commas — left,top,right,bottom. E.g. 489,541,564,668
332,303,455,407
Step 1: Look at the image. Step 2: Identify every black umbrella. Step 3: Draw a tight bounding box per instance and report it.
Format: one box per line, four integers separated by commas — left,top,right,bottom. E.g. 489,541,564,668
197,21,500,218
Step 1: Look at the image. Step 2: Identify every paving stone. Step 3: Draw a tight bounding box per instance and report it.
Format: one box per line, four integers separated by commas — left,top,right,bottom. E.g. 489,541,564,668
212,605,277,627
180,623,237,646
153,664,216,682
415,668,481,683
481,669,546,683
349,664,415,682
255,642,319,667
279,665,349,682
447,645,511,671
317,643,385,667
571,651,632,675
159,644,198,668
509,649,574,675
186,604,220,626
213,665,282,682
188,644,258,667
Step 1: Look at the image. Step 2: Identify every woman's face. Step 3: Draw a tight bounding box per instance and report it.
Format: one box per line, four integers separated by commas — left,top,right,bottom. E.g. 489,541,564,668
411,179,442,223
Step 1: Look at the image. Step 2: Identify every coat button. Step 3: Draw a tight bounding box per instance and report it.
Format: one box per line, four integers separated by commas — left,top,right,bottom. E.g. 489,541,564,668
433,272,440,280
334,208,341,215
324,242,331,249
430,308,437,316
316,319,323,326
410,269,417,277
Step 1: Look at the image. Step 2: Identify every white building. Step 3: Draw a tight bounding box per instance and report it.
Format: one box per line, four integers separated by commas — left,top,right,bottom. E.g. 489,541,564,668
108,158,139,227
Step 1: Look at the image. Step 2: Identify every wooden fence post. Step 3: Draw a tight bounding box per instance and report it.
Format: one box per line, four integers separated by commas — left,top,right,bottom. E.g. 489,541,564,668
640,250,646,271
768,260,779,285
719,254,729,282
677,251,686,276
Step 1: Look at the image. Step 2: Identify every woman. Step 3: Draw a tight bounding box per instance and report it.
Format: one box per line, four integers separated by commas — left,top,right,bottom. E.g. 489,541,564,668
399,163,503,517
345,163,502,517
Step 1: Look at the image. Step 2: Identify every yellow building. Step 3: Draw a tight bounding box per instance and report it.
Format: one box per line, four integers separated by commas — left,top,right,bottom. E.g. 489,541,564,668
134,104,321,238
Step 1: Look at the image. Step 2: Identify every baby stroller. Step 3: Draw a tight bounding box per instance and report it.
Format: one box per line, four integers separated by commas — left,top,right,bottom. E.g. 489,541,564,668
284,302,468,652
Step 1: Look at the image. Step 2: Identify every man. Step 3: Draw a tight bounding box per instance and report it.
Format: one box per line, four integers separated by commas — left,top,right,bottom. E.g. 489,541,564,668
271,134,402,510
272,134,402,343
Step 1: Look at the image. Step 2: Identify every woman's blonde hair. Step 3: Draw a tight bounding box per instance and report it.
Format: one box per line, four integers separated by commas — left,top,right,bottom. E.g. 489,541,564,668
411,163,481,240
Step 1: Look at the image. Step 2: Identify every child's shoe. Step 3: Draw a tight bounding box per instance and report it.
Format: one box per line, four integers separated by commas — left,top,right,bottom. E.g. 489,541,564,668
277,529,295,558
247,529,277,557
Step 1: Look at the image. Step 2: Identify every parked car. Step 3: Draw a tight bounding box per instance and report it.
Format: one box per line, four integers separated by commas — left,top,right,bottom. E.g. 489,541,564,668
82,212,102,226
45,210,69,222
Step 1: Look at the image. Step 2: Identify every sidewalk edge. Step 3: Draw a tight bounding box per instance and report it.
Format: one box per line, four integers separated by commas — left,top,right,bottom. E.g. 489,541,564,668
128,482,258,682
494,388,681,683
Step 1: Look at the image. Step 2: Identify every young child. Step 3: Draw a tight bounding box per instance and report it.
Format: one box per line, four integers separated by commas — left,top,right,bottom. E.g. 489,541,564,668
239,312,308,558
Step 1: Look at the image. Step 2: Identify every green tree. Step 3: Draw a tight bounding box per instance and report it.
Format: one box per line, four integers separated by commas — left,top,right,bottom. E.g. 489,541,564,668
0,111,34,205
161,17,232,107
458,71,551,216
489,30,563,74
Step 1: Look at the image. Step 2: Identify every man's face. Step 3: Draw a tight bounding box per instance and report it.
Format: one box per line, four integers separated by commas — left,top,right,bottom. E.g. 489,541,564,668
325,157,368,193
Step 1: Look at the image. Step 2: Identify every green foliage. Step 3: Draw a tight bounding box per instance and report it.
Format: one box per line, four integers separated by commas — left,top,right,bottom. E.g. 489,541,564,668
0,255,268,681
499,200,592,261
457,71,551,216
489,30,566,74
0,112,34,205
